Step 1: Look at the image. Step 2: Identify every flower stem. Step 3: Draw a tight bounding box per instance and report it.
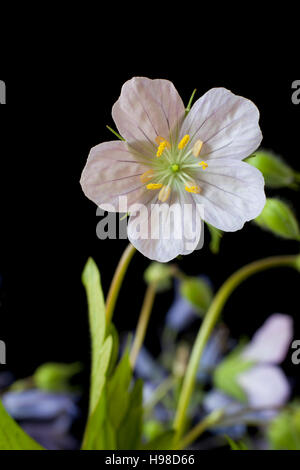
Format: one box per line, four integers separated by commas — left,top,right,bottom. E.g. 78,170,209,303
173,254,299,443
130,283,157,368
174,410,224,450
105,243,136,324
144,376,176,416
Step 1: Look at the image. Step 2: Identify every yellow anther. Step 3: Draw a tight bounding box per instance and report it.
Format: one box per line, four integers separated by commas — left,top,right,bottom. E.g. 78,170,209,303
178,134,190,150
185,185,202,194
155,136,171,148
156,141,168,157
147,183,163,190
193,140,204,157
158,185,171,202
199,161,208,170
140,169,155,184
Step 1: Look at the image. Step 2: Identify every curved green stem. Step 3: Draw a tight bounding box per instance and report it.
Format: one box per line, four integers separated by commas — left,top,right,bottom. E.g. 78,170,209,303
174,410,224,450
105,243,136,324
174,254,299,443
130,283,157,368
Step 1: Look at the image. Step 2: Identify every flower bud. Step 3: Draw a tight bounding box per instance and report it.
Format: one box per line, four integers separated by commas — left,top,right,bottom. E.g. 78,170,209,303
33,362,82,392
254,198,300,241
246,151,300,189
207,223,223,254
144,262,172,292
180,277,213,315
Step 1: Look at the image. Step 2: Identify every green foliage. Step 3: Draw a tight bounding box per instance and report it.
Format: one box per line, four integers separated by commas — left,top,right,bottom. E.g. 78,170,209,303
225,435,248,450
268,404,300,450
0,400,44,450
82,258,112,416
34,362,82,392
254,198,300,241
246,151,300,189
213,350,254,402
180,277,213,315
81,257,144,450
141,430,175,450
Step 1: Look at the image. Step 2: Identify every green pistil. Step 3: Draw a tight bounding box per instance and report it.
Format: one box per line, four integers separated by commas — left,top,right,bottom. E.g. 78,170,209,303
171,164,180,173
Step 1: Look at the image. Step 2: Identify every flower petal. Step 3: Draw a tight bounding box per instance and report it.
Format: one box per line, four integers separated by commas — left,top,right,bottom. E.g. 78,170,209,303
80,141,149,211
192,159,266,232
181,87,262,160
237,365,290,408
112,77,185,148
127,190,203,263
242,314,293,364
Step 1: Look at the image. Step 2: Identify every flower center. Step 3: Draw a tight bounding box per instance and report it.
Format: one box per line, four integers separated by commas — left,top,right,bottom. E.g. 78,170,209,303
140,134,208,202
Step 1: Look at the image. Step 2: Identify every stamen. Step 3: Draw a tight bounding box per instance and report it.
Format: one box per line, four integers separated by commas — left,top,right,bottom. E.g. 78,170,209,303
147,183,163,190
185,185,201,194
178,134,190,150
158,185,171,202
155,136,171,148
199,161,208,170
193,140,203,157
156,141,168,157
140,169,155,183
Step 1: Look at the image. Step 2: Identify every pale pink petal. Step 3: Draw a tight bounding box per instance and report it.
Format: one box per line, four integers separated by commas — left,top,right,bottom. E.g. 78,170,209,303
180,88,262,161
80,141,149,211
127,190,202,263
112,77,185,148
192,159,266,232
237,365,290,408
243,314,293,364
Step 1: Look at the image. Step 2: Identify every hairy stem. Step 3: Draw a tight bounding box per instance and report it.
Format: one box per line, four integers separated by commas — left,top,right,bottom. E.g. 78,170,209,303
105,243,136,323
130,283,157,368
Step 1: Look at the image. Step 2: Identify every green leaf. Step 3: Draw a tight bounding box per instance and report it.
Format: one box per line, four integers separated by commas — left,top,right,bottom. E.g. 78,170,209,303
82,389,116,450
225,435,248,451
0,400,44,450
106,322,119,378
268,404,300,450
141,430,175,450
82,257,111,415
117,379,144,450
81,258,113,449
107,350,132,429
213,350,254,403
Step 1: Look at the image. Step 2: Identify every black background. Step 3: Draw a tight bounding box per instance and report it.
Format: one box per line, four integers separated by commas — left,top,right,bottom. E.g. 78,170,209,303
0,65,299,396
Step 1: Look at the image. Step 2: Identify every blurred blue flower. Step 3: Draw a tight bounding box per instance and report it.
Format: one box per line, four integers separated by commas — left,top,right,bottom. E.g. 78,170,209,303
165,280,200,332
2,389,79,450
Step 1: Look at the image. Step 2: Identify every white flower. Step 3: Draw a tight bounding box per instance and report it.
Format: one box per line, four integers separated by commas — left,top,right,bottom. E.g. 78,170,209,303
81,77,266,262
